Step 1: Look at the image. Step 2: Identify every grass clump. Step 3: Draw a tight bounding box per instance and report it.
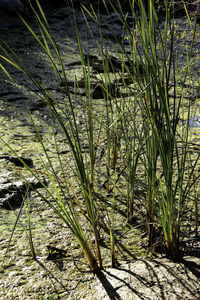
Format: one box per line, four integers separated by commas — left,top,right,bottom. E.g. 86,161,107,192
0,0,199,270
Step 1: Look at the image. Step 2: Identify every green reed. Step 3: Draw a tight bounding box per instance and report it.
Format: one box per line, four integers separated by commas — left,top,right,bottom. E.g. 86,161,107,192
127,0,199,259
1,0,103,272
83,0,200,259
0,0,199,267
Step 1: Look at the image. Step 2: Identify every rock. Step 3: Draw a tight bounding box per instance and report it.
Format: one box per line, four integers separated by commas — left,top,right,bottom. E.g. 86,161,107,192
91,83,119,99
0,155,33,168
29,99,47,111
0,171,45,209
91,84,105,99
0,172,27,209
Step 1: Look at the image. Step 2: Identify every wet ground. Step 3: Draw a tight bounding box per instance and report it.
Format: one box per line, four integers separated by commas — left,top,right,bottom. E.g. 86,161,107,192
0,2,200,299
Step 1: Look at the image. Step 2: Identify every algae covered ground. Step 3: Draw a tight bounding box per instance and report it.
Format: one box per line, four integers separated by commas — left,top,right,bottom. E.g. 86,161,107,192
0,2,200,299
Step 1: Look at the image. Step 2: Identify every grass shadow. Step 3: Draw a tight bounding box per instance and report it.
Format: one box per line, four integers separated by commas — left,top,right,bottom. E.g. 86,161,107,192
96,256,200,299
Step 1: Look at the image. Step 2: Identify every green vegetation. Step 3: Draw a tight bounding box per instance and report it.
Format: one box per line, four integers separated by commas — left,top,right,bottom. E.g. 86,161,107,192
0,0,199,271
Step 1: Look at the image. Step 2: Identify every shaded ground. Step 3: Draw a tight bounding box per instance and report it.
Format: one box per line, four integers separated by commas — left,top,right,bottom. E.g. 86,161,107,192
0,199,199,299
